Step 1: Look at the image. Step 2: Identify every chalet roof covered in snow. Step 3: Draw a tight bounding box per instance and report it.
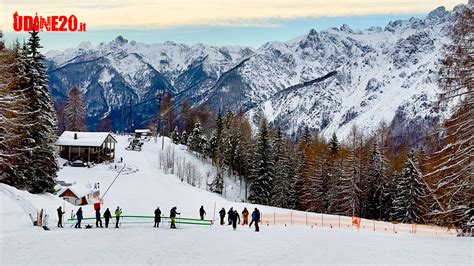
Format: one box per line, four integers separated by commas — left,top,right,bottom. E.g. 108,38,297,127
57,131,117,147
135,129,151,134
57,184,93,198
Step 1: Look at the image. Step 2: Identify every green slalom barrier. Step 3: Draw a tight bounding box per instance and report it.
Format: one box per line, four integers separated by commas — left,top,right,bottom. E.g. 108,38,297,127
67,215,212,226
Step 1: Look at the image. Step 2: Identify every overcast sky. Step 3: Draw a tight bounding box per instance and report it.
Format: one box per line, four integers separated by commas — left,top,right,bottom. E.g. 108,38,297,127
0,0,464,51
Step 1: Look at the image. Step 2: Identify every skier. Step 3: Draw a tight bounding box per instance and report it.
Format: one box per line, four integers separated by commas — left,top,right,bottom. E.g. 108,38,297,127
115,207,122,228
95,208,103,228
74,207,83,229
199,206,206,220
57,206,65,228
154,207,161,228
241,207,249,226
219,208,226,225
249,208,260,232
104,208,112,228
227,207,234,225
170,206,180,229
231,210,240,230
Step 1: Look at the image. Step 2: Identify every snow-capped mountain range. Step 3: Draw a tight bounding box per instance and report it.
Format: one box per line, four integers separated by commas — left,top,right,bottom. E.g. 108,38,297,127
45,5,464,139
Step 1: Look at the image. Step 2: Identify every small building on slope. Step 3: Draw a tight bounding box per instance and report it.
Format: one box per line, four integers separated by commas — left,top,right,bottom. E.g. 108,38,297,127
57,184,100,206
134,129,151,138
57,131,117,163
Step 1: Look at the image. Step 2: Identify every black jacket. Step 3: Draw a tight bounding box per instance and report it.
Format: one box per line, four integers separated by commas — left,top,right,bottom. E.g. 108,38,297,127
104,210,112,219
170,207,180,218
231,212,240,223
219,209,226,217
154,208,161,221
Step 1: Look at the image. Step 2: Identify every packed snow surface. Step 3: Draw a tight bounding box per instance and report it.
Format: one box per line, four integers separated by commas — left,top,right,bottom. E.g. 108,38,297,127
2,225,471,265
1,136,472,264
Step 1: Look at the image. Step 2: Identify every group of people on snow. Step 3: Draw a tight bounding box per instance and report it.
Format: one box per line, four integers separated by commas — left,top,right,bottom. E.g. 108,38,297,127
64,206,122,229
219,207,260,232
153,206,181,229
60,205,260,232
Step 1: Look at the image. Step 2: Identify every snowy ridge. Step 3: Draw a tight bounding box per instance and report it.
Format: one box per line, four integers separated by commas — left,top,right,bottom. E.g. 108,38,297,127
45,5,465,138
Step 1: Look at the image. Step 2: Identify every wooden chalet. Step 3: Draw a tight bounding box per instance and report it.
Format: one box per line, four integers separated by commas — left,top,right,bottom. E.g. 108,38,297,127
57,184,100,206
57,131,117,163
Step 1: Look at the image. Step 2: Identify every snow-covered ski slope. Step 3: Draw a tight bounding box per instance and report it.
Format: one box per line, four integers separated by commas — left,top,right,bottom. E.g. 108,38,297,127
1,136,472,264
56,135,253,219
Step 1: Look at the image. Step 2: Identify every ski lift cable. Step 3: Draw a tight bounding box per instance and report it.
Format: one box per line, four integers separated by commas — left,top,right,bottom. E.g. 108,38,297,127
101,164,127,201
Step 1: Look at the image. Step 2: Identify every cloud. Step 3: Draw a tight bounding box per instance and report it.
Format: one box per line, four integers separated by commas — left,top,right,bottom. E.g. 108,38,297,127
0,0,462,31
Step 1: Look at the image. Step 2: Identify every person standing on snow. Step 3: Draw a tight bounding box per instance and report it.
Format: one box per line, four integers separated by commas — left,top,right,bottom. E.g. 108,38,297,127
231,210,240,230
219,208,226,225
104,208,112,228
227,207,234,225
57,206,65,228
249,208,260,232
75,207,83,228
154,207,161,228
115,207,122,228
95,208,103,228
199,206,206,220
170,207,180,229
241,207,249,226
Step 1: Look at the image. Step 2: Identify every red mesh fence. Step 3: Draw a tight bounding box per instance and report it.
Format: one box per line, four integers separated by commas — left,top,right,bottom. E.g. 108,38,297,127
259,211,457,237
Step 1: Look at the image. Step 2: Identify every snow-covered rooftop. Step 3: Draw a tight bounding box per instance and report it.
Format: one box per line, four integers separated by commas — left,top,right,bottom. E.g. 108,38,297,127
57,131,117,147
57,184,93,198
135,129,151,134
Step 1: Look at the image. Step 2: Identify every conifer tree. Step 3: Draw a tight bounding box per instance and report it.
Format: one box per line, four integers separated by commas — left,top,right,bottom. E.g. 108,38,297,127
327,133,344,214
209,172,224,195
339,149,362,216
271,128,297,208
24,30,58,193
248,119,274,205
310,136,330,212
341,126,365,217
329,132,339,153
180,131,188,145
64,86,86,131
296,139,315,211
232,112,253,200
170,126,180,144
210,112,224,164
220,111,235,170
365,141,387,220
0,41,32,189
392,150,427,223
189,122,205,153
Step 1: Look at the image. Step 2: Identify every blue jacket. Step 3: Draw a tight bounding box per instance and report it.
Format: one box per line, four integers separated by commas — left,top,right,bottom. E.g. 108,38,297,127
251,210,260,221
